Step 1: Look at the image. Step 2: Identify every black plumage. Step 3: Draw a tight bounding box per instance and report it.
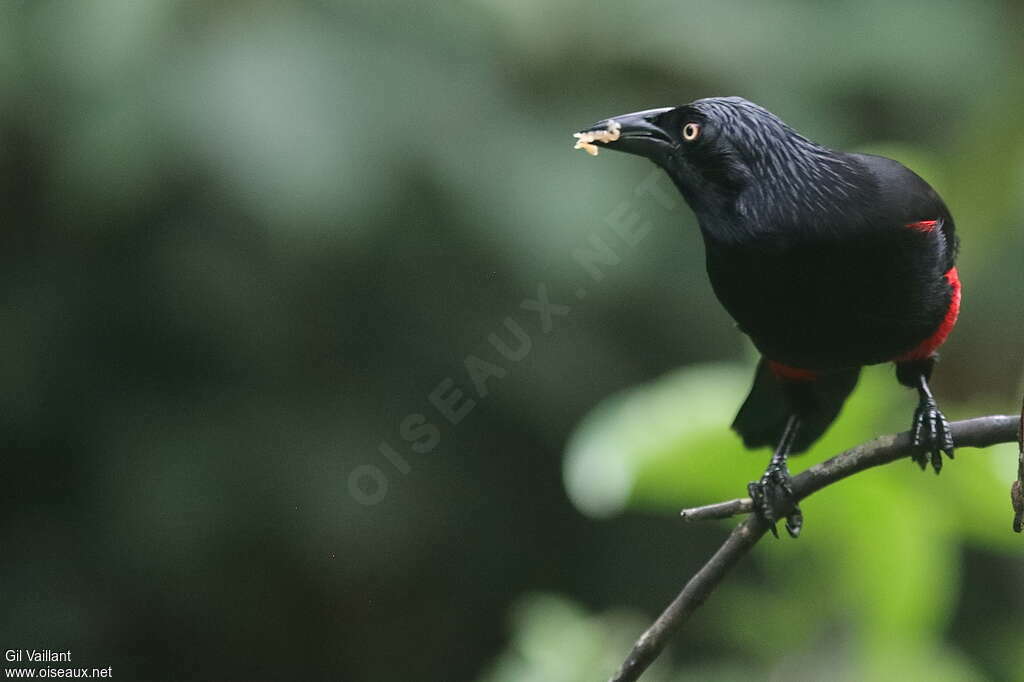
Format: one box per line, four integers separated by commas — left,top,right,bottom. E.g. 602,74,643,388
575,97,961,536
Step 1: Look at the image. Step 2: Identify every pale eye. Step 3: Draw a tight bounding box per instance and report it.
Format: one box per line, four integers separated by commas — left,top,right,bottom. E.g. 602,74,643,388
682,122,701,141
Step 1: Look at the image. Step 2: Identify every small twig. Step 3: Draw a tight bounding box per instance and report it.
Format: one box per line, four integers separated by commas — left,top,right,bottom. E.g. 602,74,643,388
680,497,753,521
610,414,1020,682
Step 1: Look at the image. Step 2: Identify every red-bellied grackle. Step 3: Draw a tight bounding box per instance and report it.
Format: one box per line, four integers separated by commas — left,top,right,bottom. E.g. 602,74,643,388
574,97,961,537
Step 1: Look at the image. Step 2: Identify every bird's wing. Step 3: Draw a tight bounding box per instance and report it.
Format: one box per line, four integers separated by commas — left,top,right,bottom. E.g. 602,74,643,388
850,152,958,271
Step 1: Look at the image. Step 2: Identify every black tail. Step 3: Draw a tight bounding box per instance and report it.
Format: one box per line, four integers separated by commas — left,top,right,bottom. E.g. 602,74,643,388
732,360,860,454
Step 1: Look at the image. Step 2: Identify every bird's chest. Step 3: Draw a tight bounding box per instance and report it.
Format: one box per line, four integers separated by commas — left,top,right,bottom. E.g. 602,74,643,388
705,245,839,335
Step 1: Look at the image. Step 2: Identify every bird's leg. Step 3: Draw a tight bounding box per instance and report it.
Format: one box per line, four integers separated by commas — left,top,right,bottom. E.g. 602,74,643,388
910,374,955,473
897,359,954,473
748,414,803,538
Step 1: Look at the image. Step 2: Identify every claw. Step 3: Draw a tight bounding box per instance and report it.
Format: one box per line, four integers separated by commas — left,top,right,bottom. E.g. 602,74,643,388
912,449,927,471
785,510,802,538
910,398,955,474
942,429,955,458
748,469,801,538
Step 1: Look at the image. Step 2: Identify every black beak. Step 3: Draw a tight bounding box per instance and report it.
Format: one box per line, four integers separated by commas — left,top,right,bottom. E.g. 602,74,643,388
575,107,675,160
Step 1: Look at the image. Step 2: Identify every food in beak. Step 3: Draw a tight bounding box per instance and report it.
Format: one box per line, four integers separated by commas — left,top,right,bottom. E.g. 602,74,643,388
572,120,621,156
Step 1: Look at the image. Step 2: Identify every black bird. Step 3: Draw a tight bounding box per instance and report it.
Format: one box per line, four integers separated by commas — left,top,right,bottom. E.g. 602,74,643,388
574,97,961,537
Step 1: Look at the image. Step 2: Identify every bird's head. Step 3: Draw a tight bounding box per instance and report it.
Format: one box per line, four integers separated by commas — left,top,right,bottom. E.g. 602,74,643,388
574,97,853,221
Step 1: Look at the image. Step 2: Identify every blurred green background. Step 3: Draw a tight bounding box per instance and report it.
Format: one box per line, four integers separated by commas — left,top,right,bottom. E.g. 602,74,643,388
3,1,1023,680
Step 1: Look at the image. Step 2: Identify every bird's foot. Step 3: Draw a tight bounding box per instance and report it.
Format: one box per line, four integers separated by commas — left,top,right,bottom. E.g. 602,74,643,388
748,466,802,538
910,398,955,474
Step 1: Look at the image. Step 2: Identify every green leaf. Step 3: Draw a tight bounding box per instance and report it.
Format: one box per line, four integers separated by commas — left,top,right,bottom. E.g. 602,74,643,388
563,362,752,517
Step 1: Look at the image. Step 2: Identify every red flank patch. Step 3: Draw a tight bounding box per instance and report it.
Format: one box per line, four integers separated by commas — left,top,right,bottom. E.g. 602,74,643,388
906,219,939,232
769,361,819,382
895,267,961,361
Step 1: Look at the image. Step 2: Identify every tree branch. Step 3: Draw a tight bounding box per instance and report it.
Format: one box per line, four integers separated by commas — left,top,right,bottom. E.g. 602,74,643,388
1012,398,1024,532
610,414,1021,682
